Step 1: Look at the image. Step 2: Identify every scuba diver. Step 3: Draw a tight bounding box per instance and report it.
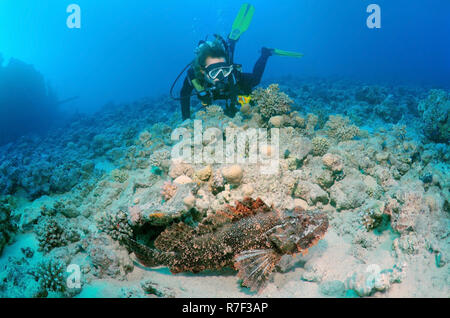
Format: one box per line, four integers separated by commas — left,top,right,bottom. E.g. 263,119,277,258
170,3,304,121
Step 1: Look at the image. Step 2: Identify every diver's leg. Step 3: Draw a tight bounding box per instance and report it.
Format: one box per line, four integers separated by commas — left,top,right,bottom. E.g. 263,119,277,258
224,100,238,118
251,47,272,87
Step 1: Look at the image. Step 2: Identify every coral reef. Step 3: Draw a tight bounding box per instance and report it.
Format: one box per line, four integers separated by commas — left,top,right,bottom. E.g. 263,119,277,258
131,182,198,226
0,96,175,199
0,77,448,298
111,169,129,183
251,84,293,120
355,85,387,105
0,195,17,255
417,89,449,143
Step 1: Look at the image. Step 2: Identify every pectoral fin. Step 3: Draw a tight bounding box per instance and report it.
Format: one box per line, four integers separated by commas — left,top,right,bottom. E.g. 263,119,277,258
234,249,280,292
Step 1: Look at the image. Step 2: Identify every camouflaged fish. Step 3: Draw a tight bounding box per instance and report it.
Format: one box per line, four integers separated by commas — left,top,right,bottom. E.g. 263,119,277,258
126,197,328,292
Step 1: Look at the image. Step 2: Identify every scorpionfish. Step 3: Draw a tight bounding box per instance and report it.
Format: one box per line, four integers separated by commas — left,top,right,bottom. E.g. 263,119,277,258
126,197,329,292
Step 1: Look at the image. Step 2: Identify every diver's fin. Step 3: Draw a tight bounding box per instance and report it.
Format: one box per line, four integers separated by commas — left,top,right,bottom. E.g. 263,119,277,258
271,48,304,58
234,249,280,293
229,3,255,41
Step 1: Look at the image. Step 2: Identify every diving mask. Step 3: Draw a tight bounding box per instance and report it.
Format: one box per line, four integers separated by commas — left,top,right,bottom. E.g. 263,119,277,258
205,62,233,81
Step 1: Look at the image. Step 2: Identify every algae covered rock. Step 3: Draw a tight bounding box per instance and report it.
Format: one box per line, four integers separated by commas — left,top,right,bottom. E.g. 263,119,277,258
221,165,244,185
138,183,198,226
83,234,134,279
329,175,368,211
319,280,346,297
418,89,449,143
345,264,404,297
293,180,329,205
279,129,312,162
322,153,344,173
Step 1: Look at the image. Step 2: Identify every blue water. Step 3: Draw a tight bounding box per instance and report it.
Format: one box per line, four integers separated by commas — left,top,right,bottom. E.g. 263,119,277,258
1,0,449,116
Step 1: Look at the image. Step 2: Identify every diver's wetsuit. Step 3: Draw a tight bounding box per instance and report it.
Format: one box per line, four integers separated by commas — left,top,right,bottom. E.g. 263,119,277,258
180,46,271,120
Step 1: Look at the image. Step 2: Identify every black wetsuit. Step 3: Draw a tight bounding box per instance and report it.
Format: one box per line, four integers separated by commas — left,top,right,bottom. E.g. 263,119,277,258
180,44,271,120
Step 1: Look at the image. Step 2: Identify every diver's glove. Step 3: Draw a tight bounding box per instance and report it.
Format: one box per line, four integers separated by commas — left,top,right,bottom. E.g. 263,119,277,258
261,47,274,58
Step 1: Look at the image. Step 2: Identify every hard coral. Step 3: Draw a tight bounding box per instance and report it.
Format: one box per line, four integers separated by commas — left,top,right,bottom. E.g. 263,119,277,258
210,169,225,195
97,210,133,243
149,147,171,172
251,84,293,120
359,200,385,231
325,115,360,141
35,217,79,253
312,136,330,156
32,258,66,295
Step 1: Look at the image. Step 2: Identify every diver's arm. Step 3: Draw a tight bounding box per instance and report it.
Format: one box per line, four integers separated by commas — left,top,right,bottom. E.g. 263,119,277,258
250,48,271,87
238,48,272,91
180,76,193,120
227,39,237,63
